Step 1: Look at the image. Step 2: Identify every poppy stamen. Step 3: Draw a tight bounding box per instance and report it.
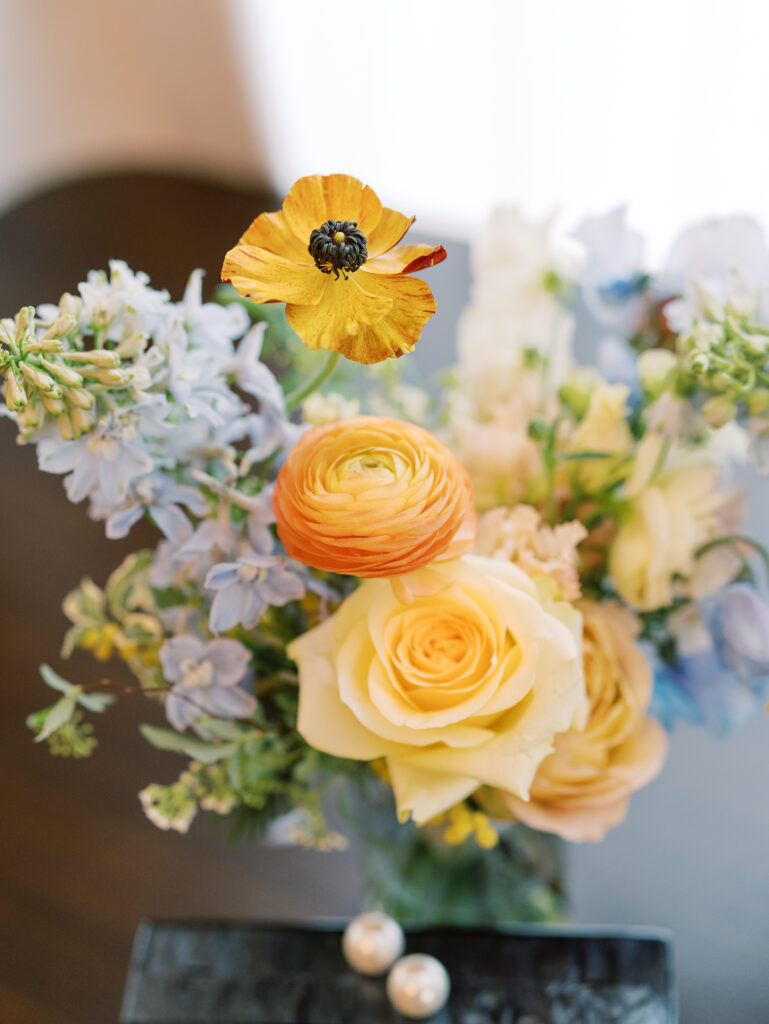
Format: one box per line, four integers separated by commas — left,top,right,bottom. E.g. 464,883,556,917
308,220,368,280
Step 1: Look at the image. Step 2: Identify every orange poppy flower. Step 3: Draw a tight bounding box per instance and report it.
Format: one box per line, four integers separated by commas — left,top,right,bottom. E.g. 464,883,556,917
221,174,446,365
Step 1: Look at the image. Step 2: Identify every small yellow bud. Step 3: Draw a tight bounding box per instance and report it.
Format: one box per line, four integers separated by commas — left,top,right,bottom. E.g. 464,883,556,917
747,388,769,415
702,395,737,428
638,348,677,397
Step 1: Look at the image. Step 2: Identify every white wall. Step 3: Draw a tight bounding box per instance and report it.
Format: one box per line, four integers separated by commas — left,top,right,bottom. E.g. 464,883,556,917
239,0,769,259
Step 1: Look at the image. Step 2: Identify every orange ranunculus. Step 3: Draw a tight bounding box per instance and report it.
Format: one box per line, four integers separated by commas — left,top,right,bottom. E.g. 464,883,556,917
221,174,446,365
272,415,475,578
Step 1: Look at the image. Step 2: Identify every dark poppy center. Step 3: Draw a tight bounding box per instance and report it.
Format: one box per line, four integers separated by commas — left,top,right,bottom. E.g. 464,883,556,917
308,220,368,279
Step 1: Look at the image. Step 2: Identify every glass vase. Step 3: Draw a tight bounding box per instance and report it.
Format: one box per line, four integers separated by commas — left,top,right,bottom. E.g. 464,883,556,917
348,779,566,926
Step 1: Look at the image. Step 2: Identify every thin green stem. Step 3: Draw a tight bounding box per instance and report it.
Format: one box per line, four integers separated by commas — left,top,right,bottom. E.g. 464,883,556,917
284,351,340,412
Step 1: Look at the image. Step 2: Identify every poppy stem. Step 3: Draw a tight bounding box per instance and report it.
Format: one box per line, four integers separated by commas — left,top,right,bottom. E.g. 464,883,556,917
284,350,341,412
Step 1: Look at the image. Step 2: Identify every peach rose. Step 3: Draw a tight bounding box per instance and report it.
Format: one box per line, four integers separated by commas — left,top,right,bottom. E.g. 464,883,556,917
288,555,586,824
273,415,474,577
499,600,667,842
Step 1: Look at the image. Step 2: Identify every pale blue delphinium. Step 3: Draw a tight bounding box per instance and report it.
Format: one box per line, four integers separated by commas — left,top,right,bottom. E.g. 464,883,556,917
159,635,255,733
103,473,210,544
572,206,647,332
701,582,769,679
176,268,250,355
162,319,246,428
650,583,769,734
651,651,760,735
205,553,305,633
663,215,769,332
37,417,154,505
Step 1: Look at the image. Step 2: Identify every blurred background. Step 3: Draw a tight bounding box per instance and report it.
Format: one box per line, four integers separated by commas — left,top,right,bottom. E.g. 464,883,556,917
1,1,767,1022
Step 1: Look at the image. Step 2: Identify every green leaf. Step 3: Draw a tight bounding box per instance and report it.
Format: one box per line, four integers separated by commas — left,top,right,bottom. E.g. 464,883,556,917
202,720,254,741
139,724,238,764
560,451,614,462
34,694,77,742
151,586,189,610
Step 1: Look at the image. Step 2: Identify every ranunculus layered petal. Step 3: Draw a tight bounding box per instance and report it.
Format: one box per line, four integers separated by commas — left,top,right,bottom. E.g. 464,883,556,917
273,416,475,578
288,555,586,823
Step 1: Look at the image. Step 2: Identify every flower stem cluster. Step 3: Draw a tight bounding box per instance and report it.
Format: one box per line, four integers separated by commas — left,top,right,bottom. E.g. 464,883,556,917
677,305,769,427
0,303,135,440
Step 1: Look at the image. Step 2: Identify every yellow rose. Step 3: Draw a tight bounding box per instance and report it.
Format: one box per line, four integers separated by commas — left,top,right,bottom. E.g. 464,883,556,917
565,382,634,492
609,436,726,611
498,601,667,842
288,555,585,823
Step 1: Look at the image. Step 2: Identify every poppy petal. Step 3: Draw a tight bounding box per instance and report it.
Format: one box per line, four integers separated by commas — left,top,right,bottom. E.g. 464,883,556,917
222,245,328,305
285,275,392,354
283,174,383,240
366,208,415,257
297,274,437,364
240,209,310,263
364,243,448,275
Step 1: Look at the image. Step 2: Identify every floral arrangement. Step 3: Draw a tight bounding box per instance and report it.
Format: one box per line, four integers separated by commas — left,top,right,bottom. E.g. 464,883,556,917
7,174,769,869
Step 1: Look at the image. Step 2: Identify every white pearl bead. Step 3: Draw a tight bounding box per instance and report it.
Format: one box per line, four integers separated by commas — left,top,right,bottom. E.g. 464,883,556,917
386,953,451,1019
342,912,405,976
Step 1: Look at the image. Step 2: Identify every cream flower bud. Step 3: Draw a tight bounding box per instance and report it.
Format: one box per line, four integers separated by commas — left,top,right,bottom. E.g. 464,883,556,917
0,316,19,352
747,388,769,414
4,369,28,410
59,293,82,318
79,367,130,386
19,361,61,396
702,395,737,427
38,356,83,388
302,391,361,425
57,413,76,440
62,386,95,410
69,406,94,435
24,337,64,354
638,348,677,397
41,393,65,414
64,349,121,368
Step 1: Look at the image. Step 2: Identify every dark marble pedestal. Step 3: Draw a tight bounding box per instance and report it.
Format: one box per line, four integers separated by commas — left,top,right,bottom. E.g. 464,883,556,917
120,920,677,1023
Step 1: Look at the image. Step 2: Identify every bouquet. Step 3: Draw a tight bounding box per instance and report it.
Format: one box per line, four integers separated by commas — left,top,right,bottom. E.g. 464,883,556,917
7,175,769,921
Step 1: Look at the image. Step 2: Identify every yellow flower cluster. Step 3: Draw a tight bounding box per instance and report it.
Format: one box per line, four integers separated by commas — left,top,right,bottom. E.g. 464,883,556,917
434,803,499,849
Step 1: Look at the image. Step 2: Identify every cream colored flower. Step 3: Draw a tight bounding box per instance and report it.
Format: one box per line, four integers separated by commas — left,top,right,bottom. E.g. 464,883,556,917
301,391,360,426
565,382,634,492
457,206,581,405
499,601,667,842
475,505,587,602
288,556,585,824
454,395,544,510
609,436,728,611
